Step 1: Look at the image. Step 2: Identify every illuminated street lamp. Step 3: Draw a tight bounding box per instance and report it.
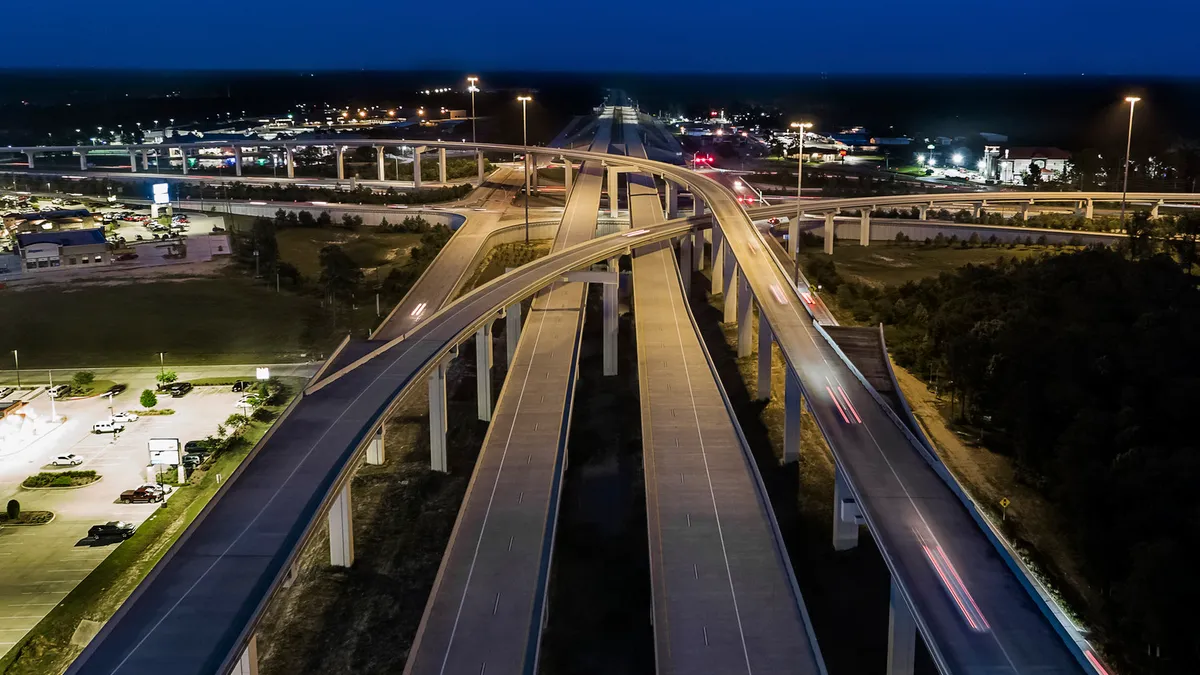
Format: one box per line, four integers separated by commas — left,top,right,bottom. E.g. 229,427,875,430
467,76,479,144
1121,96,1141,228
518,95,533,243
952,153,964,166
927,143,936,165
788,122,813,260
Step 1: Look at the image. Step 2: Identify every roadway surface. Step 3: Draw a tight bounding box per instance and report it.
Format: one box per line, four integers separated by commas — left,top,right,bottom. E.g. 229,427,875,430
624,106,824,674
61,133,1098,675
404,105,615,675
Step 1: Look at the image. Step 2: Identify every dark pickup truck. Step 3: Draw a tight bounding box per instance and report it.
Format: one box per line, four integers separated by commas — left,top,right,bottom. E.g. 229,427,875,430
119,488,162,504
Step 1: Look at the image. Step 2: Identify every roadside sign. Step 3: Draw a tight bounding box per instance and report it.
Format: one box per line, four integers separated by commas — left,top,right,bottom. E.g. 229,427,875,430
255,367,270,381
999,498,1010,508
148,438,180,466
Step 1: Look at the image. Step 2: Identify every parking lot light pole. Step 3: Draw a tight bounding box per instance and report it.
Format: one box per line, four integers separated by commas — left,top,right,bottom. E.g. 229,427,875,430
789,121,812,283
518,94,533,243
1121,96,1141,228
12,350,19,389
159,352,165,377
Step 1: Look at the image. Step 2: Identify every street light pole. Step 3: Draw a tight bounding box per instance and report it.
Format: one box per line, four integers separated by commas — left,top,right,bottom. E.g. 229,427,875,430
159,352,165,377
789,121,812,283
1121,96,1141,229
11,350,19,389
518,95,532,244
467,76,479,144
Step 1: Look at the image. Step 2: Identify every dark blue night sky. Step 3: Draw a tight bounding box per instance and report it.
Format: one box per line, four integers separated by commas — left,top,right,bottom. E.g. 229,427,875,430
6,0,1195,74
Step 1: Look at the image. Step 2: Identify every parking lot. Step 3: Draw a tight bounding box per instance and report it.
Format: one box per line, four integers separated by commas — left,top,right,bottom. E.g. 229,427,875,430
0,379,243,654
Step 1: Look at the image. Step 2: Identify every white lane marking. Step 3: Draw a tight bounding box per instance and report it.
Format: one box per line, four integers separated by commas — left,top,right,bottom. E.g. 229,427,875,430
656,249,754,674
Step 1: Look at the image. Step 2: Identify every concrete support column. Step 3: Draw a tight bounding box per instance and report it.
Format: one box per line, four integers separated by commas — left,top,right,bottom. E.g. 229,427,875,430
712,224,725,295
529,153,539,194
860,210,871,246
234,147,243,177
141,150,149,171
823,212,836,255
917,205,928,221
366,426,385,465
376,146,386,182
476,323,494,421
506,301,522,368
757,306,773,401
694,193,706,217
887,579,917,675
77,149,87,171
562,159,573,198
1151,199,1163,218
833,466,861,551
789,212,802,257
603,258,618,376
722,245,737,324
607,168,619,217
1018,202,1030,220
736,271,752,357
667,181,680,218
679,233,692,296
413,148,423,189
129,150,138,173
336,147,346,181
230,635,259,675
477,150,486,184
784,367,802,463
973,202,983,220
24,152,35,170
1084,198,1094,220
438,147,447,183
179,147,187,175
285,146,295,179
692,227,704,271
328,483,354,567
428,360,448,473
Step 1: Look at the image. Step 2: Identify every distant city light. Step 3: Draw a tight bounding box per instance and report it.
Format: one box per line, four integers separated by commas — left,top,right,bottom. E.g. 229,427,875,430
952,153,964,165
916,154,925,164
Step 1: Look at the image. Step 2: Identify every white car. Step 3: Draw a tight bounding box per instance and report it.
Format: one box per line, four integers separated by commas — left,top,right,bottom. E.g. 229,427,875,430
111,411,139,423
138,483,173,496
92,420,126,434
51,453,83,466
235,395,258,408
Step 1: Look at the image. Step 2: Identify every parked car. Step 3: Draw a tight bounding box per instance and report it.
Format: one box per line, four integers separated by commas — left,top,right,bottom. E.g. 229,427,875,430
181,453,204,468
137,483,173,497
48,384,70,398
88,521,136,540
114,252,139,261
165,382,193,397
231,380,254,393
119,488,161,504
51,453,83,466
92,420,126,434
0,386,14,399
111,411,139,423
106,383,127,397
183,440,210,457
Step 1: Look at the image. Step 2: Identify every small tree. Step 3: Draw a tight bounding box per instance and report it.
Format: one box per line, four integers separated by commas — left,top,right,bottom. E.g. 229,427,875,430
140,389,158,409
6,499,19,520
156,370,178,386
72,371,95,392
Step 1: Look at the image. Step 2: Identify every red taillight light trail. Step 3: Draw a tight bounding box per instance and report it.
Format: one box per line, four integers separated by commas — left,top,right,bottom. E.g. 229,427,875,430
921,543,990,632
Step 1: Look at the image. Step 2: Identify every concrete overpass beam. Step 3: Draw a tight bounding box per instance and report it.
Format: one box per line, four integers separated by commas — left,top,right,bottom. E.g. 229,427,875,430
679,233,692,296
234,146,243,177
328,482,354,567
413,147,423,189
285,146,295,179
366,426,385,465
428,360,449,472
784,366,802,464
376,146,386,182
833,465,861,551
823,212,835,255
736,270,752,357
712,224,725,295
603,258,619,376
438,147,447,184
607,167,619,217
722,244,737,323
756,307,773,400
230,634,259,675
477,150,486,185
24,151,35,170
476,322,494,421
666,181,680,218
860,210,871,247
887,578,917,675
506,300,522,368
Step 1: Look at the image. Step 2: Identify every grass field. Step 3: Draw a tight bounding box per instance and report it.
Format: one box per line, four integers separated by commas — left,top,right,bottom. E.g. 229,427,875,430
0,276,341,368
802,242,1049,287
276,228,423,279
0,388,299,675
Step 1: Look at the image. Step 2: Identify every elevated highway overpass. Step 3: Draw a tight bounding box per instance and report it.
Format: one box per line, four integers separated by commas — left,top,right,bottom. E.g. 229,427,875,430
54,135,1117,675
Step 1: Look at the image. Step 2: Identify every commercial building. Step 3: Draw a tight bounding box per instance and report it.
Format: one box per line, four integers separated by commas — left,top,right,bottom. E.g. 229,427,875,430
2,209,94,235
15,228,109,272
999,147,1071,184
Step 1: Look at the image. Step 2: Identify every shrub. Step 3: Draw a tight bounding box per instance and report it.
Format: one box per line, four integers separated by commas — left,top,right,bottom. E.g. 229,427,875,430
72,371,95,390
140,389,158,409
7,499,18,519
156,371,178,386
22,471,99,488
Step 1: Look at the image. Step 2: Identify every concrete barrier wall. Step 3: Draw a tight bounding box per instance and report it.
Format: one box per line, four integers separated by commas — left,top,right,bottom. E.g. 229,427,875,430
794,218,1121,247
182,199,467,230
